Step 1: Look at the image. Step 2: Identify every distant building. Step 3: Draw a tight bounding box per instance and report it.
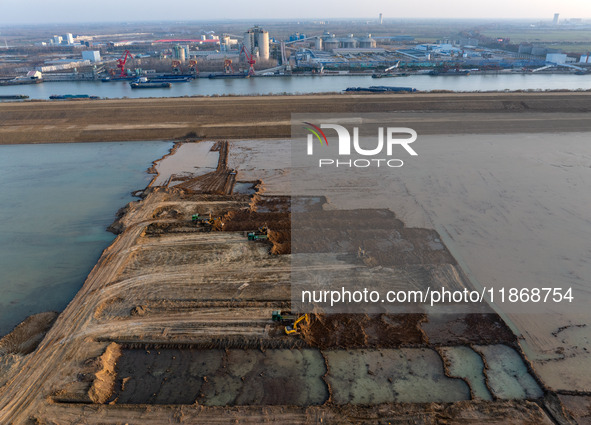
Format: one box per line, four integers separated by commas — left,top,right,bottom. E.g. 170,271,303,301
65,33,74,45
379,13,383,25
26,70,43,79
553,13,560,25
82,50,101,62
518,44,533,55
53,35,63,45
546,53,567,64
459,38,479,47
243,26,269,60
531,47,549,56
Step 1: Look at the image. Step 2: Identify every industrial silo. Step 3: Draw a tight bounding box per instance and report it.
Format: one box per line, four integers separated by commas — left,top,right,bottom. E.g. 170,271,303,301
314,37,323,50
359,34,376,49
243,30,256,56
256,29,270,60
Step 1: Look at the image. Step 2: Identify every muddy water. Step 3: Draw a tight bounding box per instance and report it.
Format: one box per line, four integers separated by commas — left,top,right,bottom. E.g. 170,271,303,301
114,348,328,405
324,348,471,404
113,346,541,405
0,141,173,335
439,346,492,400
474,345,544,400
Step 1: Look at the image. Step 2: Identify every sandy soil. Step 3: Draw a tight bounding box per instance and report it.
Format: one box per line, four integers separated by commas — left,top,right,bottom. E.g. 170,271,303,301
1,92,591,144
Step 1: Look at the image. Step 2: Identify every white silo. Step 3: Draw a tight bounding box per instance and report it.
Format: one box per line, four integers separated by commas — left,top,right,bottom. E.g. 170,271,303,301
314,37,323,50
256,29,270,60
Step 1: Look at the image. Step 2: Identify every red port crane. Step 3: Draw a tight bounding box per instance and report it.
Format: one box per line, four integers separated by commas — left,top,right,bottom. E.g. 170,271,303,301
241,45,256,76
116,50,133,77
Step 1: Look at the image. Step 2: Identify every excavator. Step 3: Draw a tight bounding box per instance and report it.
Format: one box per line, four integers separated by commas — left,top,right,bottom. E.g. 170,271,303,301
192,213,223,231
272,310,310,335
247,226,268,241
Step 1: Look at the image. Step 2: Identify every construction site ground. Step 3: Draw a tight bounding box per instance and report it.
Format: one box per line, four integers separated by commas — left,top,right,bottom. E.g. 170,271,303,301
2,93,591,424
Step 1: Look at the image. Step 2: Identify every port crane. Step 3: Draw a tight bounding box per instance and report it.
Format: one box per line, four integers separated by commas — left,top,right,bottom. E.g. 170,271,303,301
223,58,234,74
116,50,133,77
171,60,182,73
189,59,199,74
241,45,256,76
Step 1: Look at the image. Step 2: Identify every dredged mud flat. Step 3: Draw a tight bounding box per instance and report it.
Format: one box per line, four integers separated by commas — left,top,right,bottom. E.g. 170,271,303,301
0,137,588,424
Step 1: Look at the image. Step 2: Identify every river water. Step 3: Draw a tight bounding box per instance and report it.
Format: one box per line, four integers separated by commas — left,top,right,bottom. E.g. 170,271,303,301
0,73,590,100
0,141,172,335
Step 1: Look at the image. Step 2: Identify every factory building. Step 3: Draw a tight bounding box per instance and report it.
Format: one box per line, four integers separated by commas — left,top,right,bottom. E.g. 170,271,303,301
546,53,567,64
243,26,270,60
81,50,101,62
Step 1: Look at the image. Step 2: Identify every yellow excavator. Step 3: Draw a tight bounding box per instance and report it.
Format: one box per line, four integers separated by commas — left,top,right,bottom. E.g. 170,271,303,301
193,213,224,231
272,310,309,335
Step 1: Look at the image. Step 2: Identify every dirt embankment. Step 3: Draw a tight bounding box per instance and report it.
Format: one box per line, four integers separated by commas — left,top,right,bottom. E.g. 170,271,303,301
0,312,58,356
2,92,591,144
87,342,121,404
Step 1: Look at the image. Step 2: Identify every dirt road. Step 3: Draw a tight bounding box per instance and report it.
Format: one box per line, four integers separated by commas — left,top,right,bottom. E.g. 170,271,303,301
1,92,591,143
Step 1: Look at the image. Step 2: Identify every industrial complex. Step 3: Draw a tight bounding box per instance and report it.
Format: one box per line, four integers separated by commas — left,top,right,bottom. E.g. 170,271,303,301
2,16,591,87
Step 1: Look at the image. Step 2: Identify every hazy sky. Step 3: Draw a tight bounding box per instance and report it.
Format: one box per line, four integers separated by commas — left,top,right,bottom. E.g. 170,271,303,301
0,0,589,24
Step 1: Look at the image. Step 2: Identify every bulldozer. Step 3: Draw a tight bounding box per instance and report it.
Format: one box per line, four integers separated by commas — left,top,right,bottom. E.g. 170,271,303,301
272,310,309,335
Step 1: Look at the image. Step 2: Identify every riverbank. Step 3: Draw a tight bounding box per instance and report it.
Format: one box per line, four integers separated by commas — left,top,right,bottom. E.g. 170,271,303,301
2,91,591,144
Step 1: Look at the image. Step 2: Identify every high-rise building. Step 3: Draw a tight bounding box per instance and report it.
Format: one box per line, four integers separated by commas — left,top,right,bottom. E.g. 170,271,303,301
553,13,560,25
65,33,74,44
379,13,383,25
243,26,269,60
53,35,63,45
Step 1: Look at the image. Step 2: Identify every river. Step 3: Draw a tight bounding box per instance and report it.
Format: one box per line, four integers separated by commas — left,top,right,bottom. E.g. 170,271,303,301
0,141,172,335
0,73,590,100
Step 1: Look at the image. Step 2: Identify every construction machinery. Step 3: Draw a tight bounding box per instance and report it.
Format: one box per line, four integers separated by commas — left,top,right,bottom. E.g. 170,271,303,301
116,50,133,78
223,58,234,74
247,226,268,241
188,59,199,74
241,45,256,76
272,311,310,335
192,213,223,231
171,60,182,74
191,213,207,224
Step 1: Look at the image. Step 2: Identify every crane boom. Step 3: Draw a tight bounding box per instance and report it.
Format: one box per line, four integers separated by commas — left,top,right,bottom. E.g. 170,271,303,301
116,50,133,77
240,45,256,76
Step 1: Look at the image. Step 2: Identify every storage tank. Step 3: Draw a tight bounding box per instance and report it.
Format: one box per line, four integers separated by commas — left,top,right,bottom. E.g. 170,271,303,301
243,30,255,56
359,34,376,49
314,37,323,50
324,38,339,51
256,30,270,60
